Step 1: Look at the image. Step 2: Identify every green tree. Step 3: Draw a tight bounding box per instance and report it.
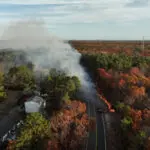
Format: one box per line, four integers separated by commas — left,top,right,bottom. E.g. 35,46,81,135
114,102,125,112
121,116,133,131
15,113,51,150
128,130,146,150
26,62,35,71
133,47,142,56
40,69,81,110
0,72,7,101
136,131,146,145
72,76,81,89
132,56,149,69
5,65,35,90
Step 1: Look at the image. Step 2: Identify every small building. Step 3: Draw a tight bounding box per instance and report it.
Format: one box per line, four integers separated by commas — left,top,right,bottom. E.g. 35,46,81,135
24,96,46,114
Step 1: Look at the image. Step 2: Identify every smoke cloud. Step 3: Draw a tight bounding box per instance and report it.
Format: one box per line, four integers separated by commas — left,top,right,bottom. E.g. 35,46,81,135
0,19,98,103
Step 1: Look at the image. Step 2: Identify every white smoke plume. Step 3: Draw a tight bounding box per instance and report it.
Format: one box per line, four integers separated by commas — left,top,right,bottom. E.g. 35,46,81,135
0,19,98,102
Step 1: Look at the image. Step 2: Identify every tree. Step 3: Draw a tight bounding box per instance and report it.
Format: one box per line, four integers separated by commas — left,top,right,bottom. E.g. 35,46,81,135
4,65,35,90
133,47,142,56
72,76,81,90
121,116,133,131
50,100,88,150
14,113,51,150
40,69,81,110
0,72,7,101
146,137,150,150
26,62,34,71
114,102,125,112
128,130,146,150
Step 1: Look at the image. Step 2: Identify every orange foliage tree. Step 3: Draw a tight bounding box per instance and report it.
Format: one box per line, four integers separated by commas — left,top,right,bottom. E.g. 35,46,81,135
96,67,150,149
96,67,150,106
50,100,89,150
142,109,150,126
129,108,142,130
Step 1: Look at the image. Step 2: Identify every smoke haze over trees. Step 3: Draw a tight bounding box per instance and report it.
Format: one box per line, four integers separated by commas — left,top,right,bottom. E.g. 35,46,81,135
0,19,98,102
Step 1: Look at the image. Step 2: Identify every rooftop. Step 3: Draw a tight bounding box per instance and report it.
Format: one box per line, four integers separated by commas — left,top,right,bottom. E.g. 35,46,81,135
27,96,45,105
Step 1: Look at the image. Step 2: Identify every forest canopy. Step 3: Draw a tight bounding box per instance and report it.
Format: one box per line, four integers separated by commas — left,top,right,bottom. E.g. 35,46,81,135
40,68,81,110
4,65,35,90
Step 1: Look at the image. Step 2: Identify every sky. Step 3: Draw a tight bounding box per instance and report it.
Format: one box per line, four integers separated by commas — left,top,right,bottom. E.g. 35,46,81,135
0,0,150,40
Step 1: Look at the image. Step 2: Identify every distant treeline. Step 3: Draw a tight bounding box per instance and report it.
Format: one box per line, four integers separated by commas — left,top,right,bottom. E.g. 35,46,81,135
80,53,150,76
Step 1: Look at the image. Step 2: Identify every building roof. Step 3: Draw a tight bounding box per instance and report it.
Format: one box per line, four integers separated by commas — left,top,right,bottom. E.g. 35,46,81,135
26,96,45,105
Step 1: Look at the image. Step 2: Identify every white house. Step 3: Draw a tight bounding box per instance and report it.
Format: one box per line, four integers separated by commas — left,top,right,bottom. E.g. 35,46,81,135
24,96,46,114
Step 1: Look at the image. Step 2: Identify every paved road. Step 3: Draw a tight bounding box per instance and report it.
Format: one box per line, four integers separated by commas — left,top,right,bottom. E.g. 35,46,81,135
0,90,21,120
0,107,24,139
96,113,106,150
102,113,122,150
87,102,96,150
86,95,107,150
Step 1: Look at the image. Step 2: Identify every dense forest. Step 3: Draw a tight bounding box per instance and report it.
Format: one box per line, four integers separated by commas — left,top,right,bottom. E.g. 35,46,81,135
0,51,91,150
0,50,149,150
81,52,150,150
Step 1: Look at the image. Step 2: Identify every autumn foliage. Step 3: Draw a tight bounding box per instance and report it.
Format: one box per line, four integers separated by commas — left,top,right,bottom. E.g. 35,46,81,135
129,108,142,130
49,100,89,150
97,67,150,104
142,109,150,126
96,67,150,149
6,101,89,150
71,40,150,56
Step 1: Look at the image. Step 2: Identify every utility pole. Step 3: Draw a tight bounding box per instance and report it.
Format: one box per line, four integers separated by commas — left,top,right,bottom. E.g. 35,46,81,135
141,36,145,56
142,36,145,51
